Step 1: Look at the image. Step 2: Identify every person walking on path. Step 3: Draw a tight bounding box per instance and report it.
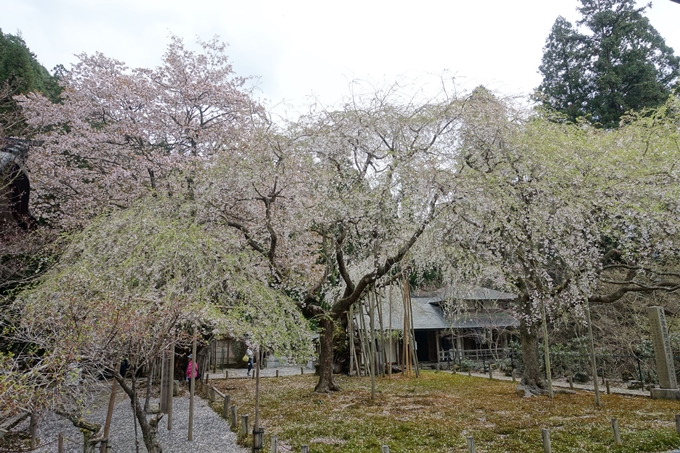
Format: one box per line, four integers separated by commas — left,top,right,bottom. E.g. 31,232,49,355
186,353,199,383
246,347,254,376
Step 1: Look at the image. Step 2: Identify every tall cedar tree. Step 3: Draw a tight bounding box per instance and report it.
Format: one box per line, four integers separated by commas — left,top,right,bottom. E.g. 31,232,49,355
536,0,679,128
0,29,60,135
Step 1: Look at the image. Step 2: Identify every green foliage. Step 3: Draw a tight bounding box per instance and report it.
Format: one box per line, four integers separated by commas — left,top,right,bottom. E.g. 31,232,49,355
536,0,680,128
0,29,60,135
0,30,59,99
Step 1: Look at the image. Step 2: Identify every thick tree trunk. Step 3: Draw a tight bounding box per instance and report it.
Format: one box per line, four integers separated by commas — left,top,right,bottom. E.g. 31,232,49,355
518,319,547,396
314,317,341,393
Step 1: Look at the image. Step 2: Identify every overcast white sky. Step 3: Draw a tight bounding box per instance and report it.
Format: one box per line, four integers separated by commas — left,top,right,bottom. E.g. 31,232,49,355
1,0,679,113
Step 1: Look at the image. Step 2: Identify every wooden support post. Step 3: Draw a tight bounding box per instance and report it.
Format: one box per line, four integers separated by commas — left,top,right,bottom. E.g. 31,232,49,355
223,395,230,419
241,415,248,436
301,367,304,375
209,386,215,403
168,342,175,431
512,368,516,382
542,428,551,453
271,435,278,453
467,436,476,453
188,328,197,441
605,379,611,395
568,376,574,390
276,370,279,378
225,370,229,380
58,432,63,453
29,413,37,449
612,418,621,445
230,406,237,429
301,446,309,453
382,446,390,453
489,368,493,380
676,414,680,435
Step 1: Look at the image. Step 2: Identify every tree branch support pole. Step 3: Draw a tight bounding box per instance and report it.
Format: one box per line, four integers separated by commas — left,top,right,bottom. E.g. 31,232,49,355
188,326,197,441
253,348,261,451
168,342,175,430
585,300,601,407
540,301,553,398
100,378,117,452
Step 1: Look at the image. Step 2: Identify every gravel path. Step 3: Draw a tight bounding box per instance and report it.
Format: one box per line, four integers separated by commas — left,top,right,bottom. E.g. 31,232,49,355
32,391,247,453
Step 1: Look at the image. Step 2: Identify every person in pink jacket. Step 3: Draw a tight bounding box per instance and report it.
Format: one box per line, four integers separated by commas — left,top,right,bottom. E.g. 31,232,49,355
186,354,199,383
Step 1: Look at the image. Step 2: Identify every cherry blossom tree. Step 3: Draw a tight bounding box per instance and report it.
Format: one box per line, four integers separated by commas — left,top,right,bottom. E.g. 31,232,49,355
7,196,312,452
429,90,680,393
201,81,473,392
15,35,261,230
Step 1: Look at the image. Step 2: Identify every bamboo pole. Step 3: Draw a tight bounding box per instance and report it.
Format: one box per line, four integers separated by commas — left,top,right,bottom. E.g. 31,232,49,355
585,300,601,407
188,327,197,441
349,304,355,376
376,286,386,377
540,301,553,399
368,290,377,400
388,285,393,378
168,342,174,430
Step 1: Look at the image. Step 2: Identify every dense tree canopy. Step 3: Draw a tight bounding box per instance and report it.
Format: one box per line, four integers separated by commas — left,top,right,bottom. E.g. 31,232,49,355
0,29,59,136
536,0,680,128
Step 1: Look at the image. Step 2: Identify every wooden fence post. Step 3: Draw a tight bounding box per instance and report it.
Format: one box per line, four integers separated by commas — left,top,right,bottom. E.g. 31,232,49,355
605,379,611,395
223,395,230,419
301,446,309,453
230,406,237,429
568,376,574,390
382,445,390,452
58,432,63,453
29,413,37,449
276,370,279,378
675,414,680,434
241,414,249,436
271,435,278,453
542,428,551,453
612,418,621,444
301,367,304,375
466,436,476,453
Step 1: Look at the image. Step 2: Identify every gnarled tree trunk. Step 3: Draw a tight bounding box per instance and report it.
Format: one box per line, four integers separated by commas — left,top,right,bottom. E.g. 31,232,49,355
314,317,341,393
518,319,547,396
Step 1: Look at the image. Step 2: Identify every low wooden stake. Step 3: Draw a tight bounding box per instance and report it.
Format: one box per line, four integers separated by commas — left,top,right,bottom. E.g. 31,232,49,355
382,446,390,452
276,370,279,378
301,445,309,453
223,395,230,419
271,435,278,453
241,414,249,436
568,376,574,390
29,413,37,449
58,432,63,453
301,367,304,375
612,418,621,444
230,405,237,429
605,379,611,395
511,369,516,382
467,436,476,453
542,428,551,453
675,414,680,435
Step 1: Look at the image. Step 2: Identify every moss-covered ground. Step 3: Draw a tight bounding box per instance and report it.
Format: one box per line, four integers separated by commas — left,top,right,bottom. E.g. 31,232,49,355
211,371,680,452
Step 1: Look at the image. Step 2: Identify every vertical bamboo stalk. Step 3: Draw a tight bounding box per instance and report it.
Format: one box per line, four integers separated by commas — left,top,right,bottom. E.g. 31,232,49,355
168,342,175,430
349,304,355,376
376,286,386,377
188,326,197,441
368,291,377,400
540,301,553,399
388,285,393,378
585,300,601,407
